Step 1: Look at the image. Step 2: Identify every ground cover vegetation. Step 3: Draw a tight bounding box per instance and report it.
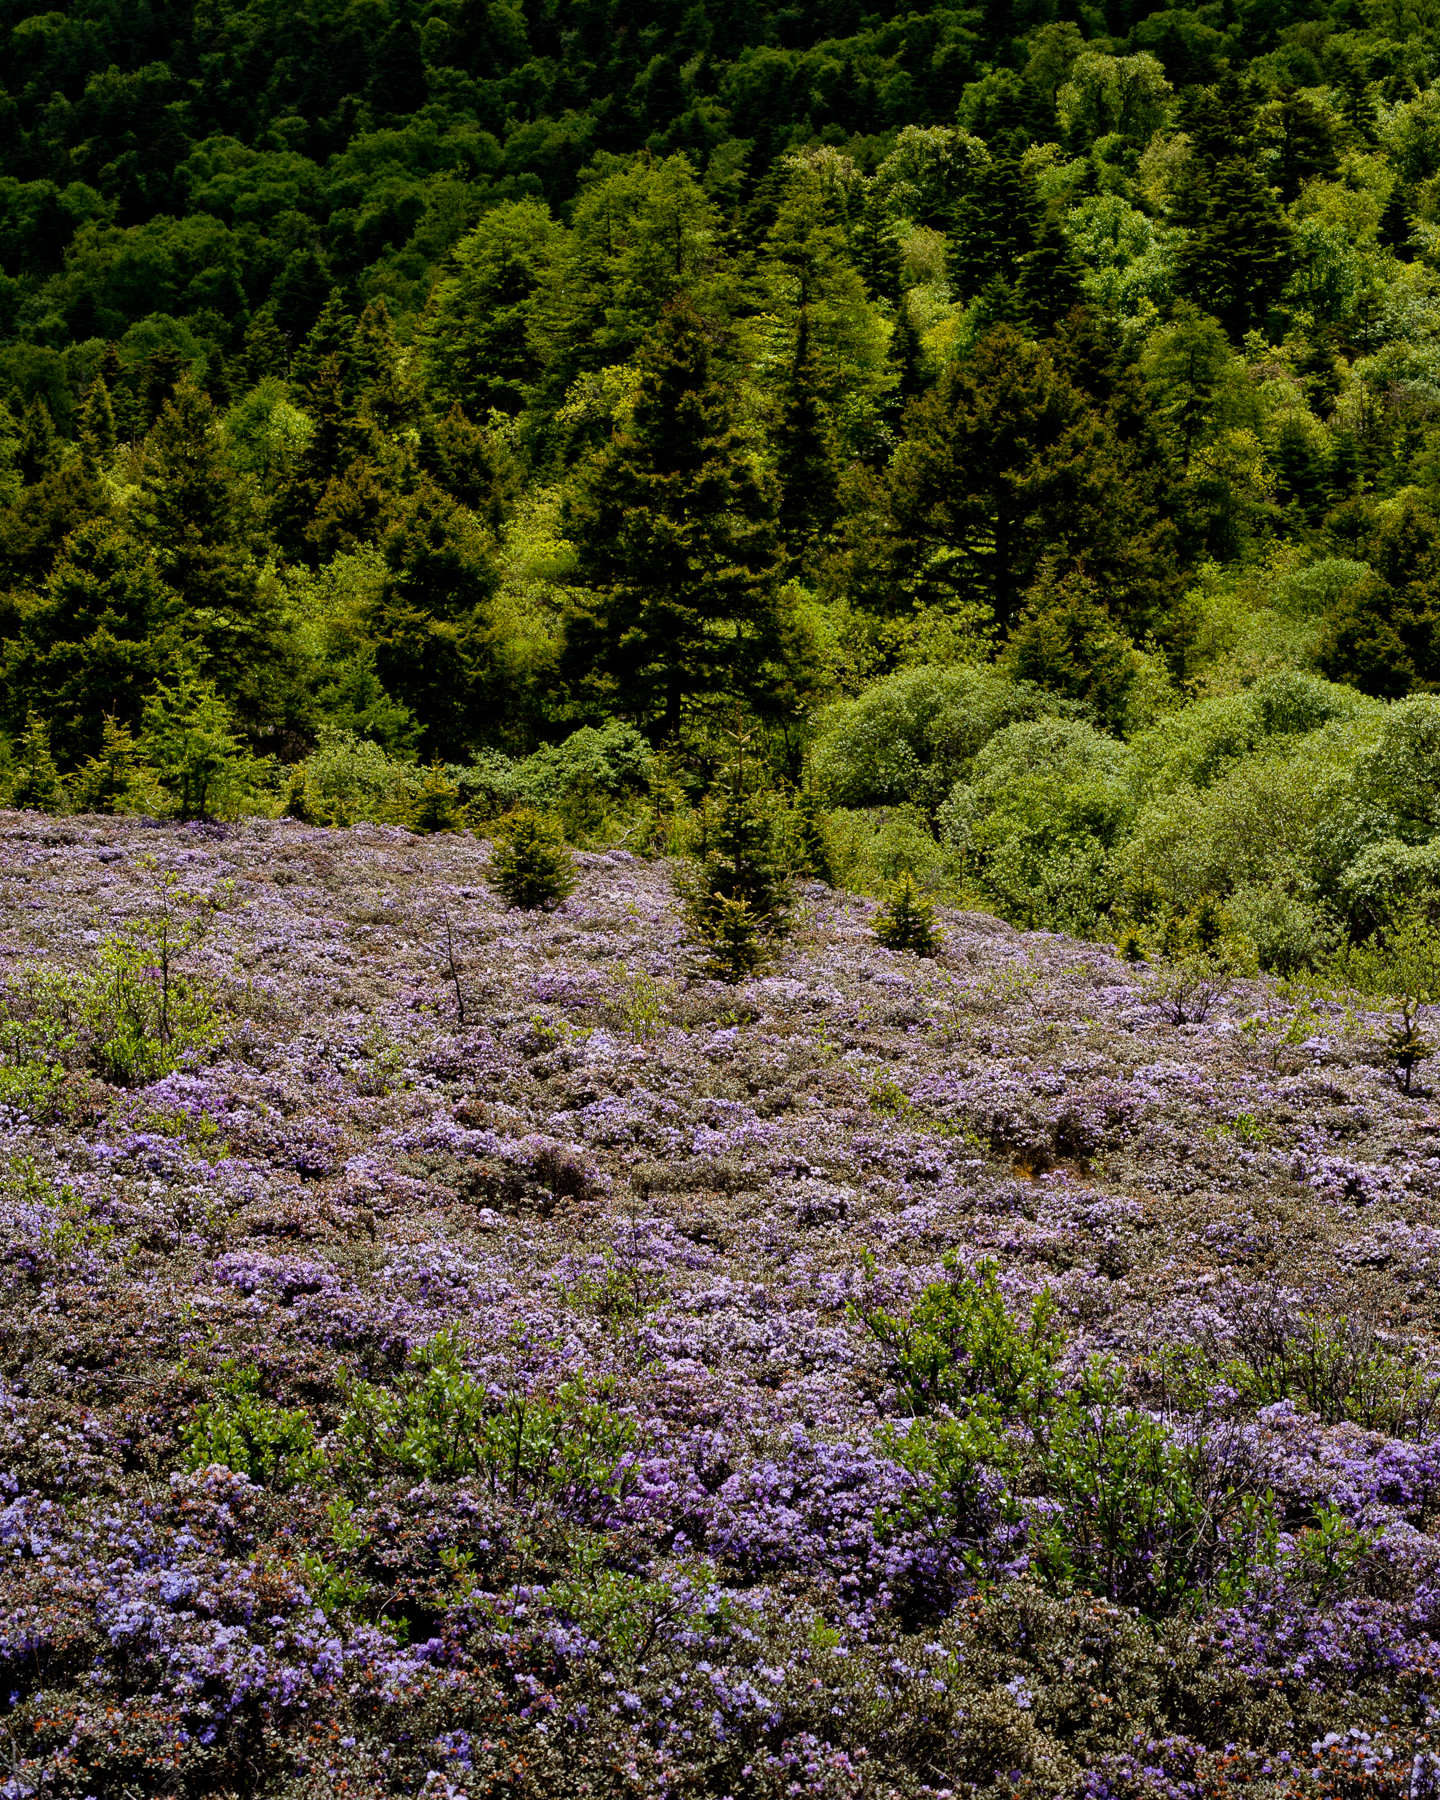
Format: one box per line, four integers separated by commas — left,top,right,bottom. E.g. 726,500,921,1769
0,815,1438,1795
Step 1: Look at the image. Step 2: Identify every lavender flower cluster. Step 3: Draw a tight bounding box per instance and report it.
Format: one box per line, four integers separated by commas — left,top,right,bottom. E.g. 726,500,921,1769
0,812,1437,1797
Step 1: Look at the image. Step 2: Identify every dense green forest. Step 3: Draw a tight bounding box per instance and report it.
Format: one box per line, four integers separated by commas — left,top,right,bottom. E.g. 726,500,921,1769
8,0,1440,980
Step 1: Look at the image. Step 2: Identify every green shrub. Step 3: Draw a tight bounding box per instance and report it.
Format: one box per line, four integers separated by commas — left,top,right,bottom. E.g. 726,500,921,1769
298,726,421,823
180,1361,322,1490
874,871,942,955
84,869,227,1084
338,1326,637,1500
688,891,770,983
853,1254,1063,1421
487,808,577,909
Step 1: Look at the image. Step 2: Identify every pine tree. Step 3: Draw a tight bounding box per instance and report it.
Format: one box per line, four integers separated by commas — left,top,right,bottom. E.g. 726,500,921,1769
71,714,158,815
874,871,941,957
140,668,253,820
77,380,116,473
1177,158,1291,338
1021,209,1085,334
17,397,59,487
487,809,576,909
291,289,354,402
774,306,840,579
888,300,929,411
410,760,465,833
859,326,1140,633
349,299,418,433
851,182,902,304
8,712,62,812
563,298,786,741
949,154,1039,303
130,380,283,721
242,311,290,387
794,786,834,885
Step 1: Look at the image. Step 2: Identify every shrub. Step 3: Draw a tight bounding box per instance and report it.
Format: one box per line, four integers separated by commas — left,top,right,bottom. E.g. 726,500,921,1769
853,1254,1063,1421
84,864,228,1084
299,726,421,823
180,1360,322,1490
874,871,942,955
487,808,576,909
1385,997,1434,1092
338,1326,637,1501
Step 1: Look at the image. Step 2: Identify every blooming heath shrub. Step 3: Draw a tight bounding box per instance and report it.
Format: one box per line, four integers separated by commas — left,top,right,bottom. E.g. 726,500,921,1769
0,811,1437,1794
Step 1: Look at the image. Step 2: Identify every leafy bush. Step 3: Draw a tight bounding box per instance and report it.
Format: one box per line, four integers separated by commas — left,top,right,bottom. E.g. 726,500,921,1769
180,1361,322,1490
487,808,577,909
338,1327,637,1501
810,664,1056,812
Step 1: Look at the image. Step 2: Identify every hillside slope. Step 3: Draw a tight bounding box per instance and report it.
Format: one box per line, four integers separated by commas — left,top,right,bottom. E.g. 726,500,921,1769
0,814,1434,1796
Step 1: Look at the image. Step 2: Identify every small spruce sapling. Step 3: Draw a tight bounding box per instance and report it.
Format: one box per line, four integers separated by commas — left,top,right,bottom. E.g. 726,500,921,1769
410,760,465,834
680,725,791,980
9,713,63,813
487,808,576,910
1385,997,1434,1094
875,871,941,957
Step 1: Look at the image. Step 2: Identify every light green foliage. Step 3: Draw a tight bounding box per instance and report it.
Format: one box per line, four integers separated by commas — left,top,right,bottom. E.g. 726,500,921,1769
945,718,1136,934
1063,194,1180,322
825,803,955,898
487,807,576,910
298,726,422,824
809,665,1054,812
225,378,312,481
140,670,270,821
853,1254,1063,1421
338,1326,637,1499
84,864,227,1085
610,963,672,1042
1131,672,1373,795
181,1359,322,1490
874,871,941,956
1056,51,1172,146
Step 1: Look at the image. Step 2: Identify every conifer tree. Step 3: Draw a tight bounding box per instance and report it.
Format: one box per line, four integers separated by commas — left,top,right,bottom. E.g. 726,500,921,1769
563,298,786,741
242,311,290,386
949,153,1039,302
8,712,62,812
1177,158,1291,338
349,299,418,433
850,182,903,304
71,715,157,814
888,300,929,411
774,306,840,579
1021,209,1085,334
17,397,59,487
130,380,284,722
77,380,116,473
291,289,354,401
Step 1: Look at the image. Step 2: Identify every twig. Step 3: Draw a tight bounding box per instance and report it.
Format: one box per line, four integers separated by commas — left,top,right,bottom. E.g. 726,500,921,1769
441,904,465,1028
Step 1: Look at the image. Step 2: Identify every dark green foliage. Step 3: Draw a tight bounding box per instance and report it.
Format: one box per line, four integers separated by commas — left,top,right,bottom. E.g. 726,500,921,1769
773,307,839,579
487,808,577,910
873,870,941,956
563,299,787,740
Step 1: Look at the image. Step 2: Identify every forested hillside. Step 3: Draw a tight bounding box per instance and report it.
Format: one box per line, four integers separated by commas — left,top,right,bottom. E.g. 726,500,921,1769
5,0,1440,981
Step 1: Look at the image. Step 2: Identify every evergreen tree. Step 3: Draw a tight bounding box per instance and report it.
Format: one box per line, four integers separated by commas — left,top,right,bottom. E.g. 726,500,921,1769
350,298,418,433
850,182,903,304
887,300,929,412
129,380,284,722
1021,209,1085,334
140,668,255,820
853,326,1146,634
949,154,1039,303
1177,159,1291,339
71,715,158,815
291,289,355,402
773,306,840,579
77,380,116,473
242,310,290,386
8,711,62,811
563,298,787,741
17,397,59,487
367,481,503,759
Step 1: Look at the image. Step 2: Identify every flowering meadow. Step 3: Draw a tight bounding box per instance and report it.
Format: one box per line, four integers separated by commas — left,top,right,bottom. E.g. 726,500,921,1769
2,812,1440,1799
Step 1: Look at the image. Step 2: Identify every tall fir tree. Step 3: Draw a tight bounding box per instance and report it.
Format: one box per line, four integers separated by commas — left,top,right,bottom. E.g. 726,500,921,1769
77,380,116,474
773,306,840,579
949,153,1039,305
563,298,787,741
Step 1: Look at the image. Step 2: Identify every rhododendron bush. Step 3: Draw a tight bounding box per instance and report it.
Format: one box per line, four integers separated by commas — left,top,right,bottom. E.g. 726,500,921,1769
3,812,1440,1797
